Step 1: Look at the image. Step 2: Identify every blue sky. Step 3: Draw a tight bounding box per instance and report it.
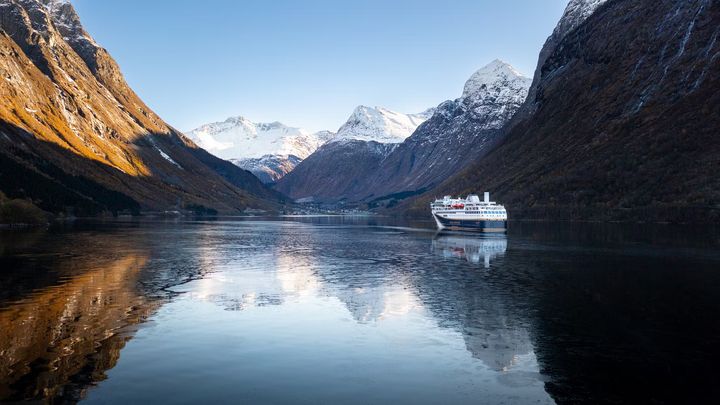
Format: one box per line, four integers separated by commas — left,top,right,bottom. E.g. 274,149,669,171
72,0,568,132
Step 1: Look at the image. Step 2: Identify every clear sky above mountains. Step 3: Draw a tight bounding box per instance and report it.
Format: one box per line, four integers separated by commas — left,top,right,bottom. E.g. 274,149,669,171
72,0,568,132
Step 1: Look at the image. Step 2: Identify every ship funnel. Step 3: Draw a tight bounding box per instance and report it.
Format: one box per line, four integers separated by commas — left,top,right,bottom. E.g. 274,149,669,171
484,192,490,203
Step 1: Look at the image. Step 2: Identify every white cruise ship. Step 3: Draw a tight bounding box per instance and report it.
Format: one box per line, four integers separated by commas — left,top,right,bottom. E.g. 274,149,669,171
430,192,508,232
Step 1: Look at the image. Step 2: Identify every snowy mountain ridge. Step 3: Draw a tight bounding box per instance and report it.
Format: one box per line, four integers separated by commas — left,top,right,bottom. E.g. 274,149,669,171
330,106,435,144
187,105,434,183
459,59,532,129
186,116,335,183
414,59,531,145
554,0,609,38
186,116,333,160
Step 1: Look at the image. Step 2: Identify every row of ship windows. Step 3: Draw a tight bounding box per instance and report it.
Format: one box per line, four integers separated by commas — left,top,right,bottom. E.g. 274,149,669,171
437,212,505,216
433,210,505,214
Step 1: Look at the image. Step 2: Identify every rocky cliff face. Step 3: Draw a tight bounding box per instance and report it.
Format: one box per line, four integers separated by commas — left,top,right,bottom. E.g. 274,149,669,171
517,0,609,122
407,0,720,222
0,0,283,214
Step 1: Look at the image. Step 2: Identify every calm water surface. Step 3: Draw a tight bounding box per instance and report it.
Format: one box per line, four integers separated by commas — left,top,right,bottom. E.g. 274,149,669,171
1,217,719,404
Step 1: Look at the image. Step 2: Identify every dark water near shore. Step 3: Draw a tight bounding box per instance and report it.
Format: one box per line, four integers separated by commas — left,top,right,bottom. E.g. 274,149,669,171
1,217,719,404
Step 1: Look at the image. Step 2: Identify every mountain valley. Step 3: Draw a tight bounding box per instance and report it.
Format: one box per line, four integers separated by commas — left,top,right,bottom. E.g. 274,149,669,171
1,0,717,223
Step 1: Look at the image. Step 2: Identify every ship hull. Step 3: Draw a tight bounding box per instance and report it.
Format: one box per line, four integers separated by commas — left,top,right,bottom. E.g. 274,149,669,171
433,214,507,233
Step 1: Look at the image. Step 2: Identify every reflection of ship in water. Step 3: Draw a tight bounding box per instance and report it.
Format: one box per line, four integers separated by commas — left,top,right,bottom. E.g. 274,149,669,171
412,235,536,373
432,233,507,267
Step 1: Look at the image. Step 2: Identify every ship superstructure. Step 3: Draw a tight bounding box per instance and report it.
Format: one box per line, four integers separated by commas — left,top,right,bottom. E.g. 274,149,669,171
430,192,507,232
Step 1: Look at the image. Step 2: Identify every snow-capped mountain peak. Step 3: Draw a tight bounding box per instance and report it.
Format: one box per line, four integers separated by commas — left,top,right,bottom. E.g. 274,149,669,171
41,0,73,12
39,0,99,47
186,115,335,183
331,106,434,144
454,60,532,129
462,59,528,99
187,116,328,160
553,0,609,40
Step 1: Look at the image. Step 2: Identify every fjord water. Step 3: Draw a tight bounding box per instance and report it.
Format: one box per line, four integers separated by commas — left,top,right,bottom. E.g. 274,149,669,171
1,219,719,404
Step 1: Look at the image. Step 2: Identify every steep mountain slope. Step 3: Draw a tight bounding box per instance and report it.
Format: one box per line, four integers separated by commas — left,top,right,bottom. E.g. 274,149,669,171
517,0,608,123
187,117,334,183
360,60,531,204
274,106,432,202
407,0,720,223
0,0,283,214
275,140,397,203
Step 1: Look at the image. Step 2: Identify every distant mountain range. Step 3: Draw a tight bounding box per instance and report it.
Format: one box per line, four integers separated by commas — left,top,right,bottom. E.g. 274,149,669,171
359,60,531,205
186,117,334,183
187,106,431,184
275,60,531,203
0,0,285,215
274,106,435,201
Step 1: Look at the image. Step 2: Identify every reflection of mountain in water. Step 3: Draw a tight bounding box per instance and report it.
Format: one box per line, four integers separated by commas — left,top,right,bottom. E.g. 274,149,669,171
432,234,507,268
292,226,528,369
0,225,220,403
298,228,529,371
462,318,533,372
333,286,421,324
188,223,323,312
183,222,424,325
0,240,155,402
410,238,534,372
525,248,720,404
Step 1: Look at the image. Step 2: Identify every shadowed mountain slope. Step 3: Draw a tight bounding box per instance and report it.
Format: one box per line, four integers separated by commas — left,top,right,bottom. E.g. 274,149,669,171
403,0,720,223
276,62,530,204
